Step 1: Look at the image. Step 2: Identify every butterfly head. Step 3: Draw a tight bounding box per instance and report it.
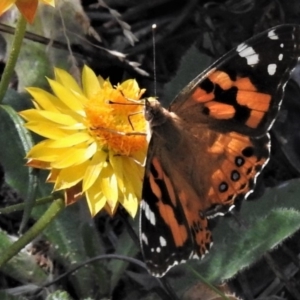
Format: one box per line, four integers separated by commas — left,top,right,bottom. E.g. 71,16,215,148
144,98,169,128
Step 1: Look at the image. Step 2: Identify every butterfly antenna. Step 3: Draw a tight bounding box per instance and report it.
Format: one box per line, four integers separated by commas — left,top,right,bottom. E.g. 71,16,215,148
152,24,157,97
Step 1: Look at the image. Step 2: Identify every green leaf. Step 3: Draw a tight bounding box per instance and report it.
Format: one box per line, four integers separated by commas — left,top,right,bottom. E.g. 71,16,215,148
0,229,47,285
0,104,37,232
199,208,300,282
108,216,140,291
3,36,53,91
0,290,27,300
0,105,33,194
198,179,300,281
32,201,109,299
2,89,32,112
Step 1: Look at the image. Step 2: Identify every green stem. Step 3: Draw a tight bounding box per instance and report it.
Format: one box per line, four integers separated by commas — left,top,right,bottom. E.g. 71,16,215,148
0,198,65,268
0,196,55,214
0,15,27,103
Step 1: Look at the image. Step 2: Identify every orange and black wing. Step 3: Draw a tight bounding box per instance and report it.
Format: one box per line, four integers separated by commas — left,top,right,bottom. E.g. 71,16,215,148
167,24,300,216
140,154,212,277
170,24,300,137
140,24,300,277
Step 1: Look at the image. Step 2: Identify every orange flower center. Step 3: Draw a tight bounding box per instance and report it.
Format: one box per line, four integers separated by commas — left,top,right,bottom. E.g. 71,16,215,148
85,89,147,156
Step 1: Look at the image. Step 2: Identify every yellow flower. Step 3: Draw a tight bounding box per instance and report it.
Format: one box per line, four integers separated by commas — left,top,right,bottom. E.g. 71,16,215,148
0,0,55,23
20,66,148,217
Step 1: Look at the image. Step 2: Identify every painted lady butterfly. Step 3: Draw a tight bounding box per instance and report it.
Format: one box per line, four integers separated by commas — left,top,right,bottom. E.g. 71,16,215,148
139,24,300,277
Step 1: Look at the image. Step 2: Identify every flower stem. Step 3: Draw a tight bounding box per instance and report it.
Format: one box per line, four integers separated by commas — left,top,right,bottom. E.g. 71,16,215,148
0,14,27,103
0,196,56,214
0,198,65,268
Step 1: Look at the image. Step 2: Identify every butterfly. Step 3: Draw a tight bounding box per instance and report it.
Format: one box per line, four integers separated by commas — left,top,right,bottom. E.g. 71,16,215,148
139,24,300,277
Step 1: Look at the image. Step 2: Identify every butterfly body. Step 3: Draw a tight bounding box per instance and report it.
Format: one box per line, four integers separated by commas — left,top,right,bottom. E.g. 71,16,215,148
140,24,300,277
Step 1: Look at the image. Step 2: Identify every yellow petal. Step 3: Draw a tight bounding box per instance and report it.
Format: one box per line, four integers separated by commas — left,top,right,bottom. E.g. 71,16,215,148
102,78,113,89
54,161,89,190
27,141,68,162
26,159,50,169
26,88,63,113
123,157,143,196
47,168,60,182
120,79,141,99
51,142,97,169
83,150,107,191
82,65,101,98
54,68,82,94
26,88,86,122
109,152,125,193
130,150,147,166
120,188,138,218
48,79,84,112
100,164,118,207
20,109,78,126
0,0,15,16
97,75,105,87
24,121,70,139
104,202,118,216
41,0,55,6
46,132,93,148
86,179,107,217
59,122,87,130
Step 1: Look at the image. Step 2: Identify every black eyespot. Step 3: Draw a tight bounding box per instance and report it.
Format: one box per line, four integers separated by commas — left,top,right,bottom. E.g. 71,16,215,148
242,147,254,157
235,156,245,167
219,182,228,192
231,170,240,181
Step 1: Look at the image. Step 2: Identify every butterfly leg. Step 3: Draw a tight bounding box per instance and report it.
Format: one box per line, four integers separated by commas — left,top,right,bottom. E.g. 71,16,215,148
128,111,144,130
90,126,146,136
114,154,147,167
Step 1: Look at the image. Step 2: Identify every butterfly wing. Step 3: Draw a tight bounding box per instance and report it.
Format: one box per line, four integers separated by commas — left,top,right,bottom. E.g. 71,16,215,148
140,24,300,277
167,24,300,215
140,141,212,277
170,24,300,137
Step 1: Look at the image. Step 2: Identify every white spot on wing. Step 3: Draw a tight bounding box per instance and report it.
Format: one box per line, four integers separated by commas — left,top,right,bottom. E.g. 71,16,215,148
237,43,259,66
267,63,277,75
192,253,199,259
278,53,283,61
268,29,279,40
159,236,167,247
151,248,209,277
156,247,161,253
141,233,148,245
143,201,156,225
280,43,284,48
245,133,271,200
